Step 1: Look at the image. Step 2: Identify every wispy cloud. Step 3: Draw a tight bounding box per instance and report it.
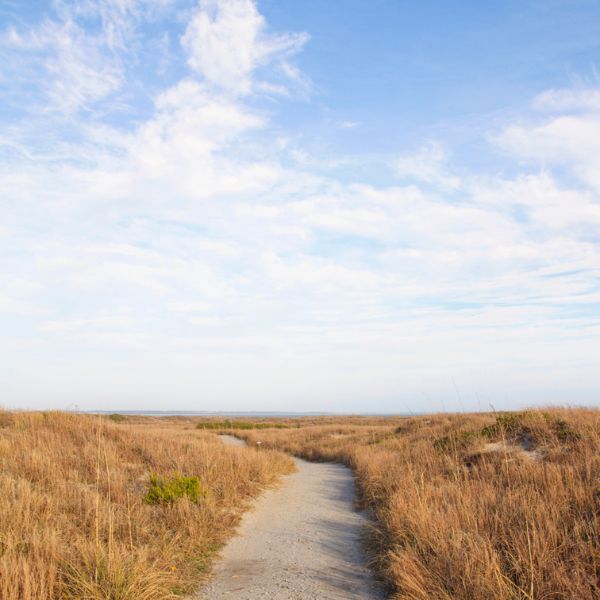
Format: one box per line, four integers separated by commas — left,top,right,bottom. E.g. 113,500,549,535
2,10,121,112
393,141,461,190
182,0,308,95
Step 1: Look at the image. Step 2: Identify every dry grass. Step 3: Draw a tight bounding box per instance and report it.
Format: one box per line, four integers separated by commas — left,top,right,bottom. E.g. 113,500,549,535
3,408,598,599
236,408,600,599
0,410,293,599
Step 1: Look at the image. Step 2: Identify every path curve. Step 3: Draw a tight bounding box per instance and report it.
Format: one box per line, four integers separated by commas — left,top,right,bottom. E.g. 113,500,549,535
199,435,384,599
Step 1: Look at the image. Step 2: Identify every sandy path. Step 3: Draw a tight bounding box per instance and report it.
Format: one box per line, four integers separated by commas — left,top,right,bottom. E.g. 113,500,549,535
199,435,384,599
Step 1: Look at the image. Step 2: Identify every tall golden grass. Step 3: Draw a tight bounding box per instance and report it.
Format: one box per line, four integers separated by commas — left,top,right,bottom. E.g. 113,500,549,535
0,411,293,599
3,408,598,599
236,408,600,599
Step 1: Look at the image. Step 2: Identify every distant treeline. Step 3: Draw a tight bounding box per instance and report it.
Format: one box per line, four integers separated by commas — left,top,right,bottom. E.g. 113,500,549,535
196,419,294,430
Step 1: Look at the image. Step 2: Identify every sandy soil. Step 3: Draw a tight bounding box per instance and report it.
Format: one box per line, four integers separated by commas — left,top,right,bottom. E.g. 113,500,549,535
198,435,384,599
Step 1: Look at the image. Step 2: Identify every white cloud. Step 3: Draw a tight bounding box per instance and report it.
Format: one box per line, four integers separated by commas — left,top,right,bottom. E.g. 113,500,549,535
40,315,133,334
1,11,123,112
497,116,600,165
495,86,600,190
0,0,180,113
533,87,600,112
393,141,461,190
168,301,213,313
472,172,600,232
182,0,308,95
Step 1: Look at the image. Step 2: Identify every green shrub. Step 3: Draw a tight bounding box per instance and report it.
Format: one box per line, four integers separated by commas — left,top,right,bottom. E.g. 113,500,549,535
395,422,417,435
144,473,206,505
108,413,127,423
433,430,479,452
480,411,582,447
552,418,581,443
481,412,526,439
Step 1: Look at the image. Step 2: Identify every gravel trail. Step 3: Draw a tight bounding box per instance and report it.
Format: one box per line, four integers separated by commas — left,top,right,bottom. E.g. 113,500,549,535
199,435,384,599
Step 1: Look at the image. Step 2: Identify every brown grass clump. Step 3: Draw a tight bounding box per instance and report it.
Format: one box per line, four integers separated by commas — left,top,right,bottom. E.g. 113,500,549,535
0,411,293,599
236,408,600,599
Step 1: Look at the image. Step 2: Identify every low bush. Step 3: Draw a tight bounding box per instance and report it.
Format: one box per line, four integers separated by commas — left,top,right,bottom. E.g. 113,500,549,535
480,411,583,447
433,429,479,452
108,413,127,423
480,411,527,438
549,416,581,443
145,473,206,505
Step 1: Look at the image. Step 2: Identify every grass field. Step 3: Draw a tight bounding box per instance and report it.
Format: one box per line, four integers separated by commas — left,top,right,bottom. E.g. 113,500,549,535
0,411,293,599
235,408,600,599
1,408,598,599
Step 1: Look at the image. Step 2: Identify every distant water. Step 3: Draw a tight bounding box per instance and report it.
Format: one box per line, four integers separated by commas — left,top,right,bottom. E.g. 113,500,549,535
89,410,339,418
88,410,413,418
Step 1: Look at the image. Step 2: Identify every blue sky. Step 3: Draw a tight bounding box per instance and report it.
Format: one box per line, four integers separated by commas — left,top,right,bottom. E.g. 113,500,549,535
1,0,599,412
